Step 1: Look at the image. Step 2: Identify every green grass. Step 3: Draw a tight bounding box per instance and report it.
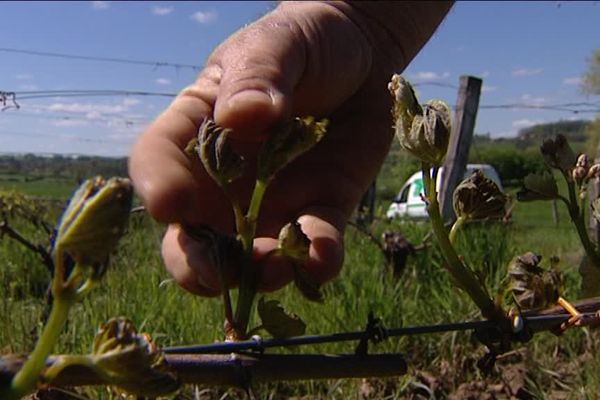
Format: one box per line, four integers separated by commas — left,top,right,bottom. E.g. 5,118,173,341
0,177,78,199
1,175,599,398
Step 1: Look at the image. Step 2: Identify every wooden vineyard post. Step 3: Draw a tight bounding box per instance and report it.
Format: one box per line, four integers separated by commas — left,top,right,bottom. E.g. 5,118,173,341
439,75,483,222
357,180,376,228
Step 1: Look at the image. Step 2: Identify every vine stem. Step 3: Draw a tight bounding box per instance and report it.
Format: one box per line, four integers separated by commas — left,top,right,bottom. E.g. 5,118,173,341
421,163,500,320
233,178,268,339
562,172,600,266
3,296,73,399
448,216,466,246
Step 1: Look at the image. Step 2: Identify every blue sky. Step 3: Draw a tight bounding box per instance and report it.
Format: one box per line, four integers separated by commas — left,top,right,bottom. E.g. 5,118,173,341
0,1,598,157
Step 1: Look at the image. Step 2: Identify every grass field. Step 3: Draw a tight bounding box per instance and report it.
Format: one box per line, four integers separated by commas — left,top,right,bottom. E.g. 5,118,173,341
1,173,599,399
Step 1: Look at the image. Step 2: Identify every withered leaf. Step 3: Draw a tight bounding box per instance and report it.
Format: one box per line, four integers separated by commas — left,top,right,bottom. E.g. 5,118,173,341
453,170,507,221
517,172,559,202
507,252,561,311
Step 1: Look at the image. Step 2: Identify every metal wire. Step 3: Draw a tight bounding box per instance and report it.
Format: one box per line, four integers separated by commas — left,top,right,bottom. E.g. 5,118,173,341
163,313,581,355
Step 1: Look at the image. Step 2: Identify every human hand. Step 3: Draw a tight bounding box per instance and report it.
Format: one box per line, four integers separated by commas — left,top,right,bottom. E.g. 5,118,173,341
129,1,452,296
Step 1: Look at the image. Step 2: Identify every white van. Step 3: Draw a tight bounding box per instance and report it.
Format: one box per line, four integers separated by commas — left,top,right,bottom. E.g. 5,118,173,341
386,164,503,220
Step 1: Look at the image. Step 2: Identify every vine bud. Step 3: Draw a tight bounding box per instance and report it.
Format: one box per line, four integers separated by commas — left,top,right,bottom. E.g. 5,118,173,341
452,170,507,221
588,164,600,180
196,118,245,187
389,75,451,167
540,134,576,173
55,177,133,266
277,221,323,302
572,154,590,183
278,221,311,263
257,116,327,182
91,318,179,396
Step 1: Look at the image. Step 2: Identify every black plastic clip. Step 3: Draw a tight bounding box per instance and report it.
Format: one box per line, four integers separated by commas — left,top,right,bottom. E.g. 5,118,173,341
355,312,388,356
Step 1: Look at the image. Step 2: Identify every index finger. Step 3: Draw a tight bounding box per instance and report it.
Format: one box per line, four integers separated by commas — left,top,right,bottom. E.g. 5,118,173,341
129,69,236,231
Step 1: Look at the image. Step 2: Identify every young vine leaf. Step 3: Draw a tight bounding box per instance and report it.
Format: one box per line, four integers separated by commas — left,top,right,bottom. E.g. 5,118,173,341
257,297,306,339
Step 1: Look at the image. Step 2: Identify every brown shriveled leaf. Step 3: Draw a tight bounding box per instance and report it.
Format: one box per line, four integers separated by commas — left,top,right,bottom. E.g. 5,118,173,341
517,171,559,202
508,252,562,311
257,297,306,339
453,170,507,221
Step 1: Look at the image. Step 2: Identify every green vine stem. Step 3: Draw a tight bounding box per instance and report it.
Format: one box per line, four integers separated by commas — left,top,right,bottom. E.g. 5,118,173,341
448,216,466,246
422,163,500,320
232,178,268,339
561,171,600,266
2,295,74,399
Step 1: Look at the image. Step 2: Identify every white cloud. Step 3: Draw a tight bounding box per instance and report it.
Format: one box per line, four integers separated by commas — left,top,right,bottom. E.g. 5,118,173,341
563,76,582,85
512,68,543,77
47,102,126,114
15,74,33,80
52,119,90,128
411,71,450,81
152,5,173,16
520,94,547,105
479,71,490,78
481,85,497,93
191,10,217,24
122,98,141,107
512,118,544,129
91,1,109,10
155,78,171,85
19,84,38,91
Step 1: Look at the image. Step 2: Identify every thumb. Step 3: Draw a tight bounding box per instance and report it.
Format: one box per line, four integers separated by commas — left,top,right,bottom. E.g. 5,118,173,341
211,2,373,139
211,14,306,139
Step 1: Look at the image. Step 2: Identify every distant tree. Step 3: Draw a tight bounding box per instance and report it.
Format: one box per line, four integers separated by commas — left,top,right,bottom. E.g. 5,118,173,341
583,49,600,95
516,120,590,147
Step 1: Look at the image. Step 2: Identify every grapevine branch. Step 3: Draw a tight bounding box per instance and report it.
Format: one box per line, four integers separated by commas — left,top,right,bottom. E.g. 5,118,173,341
2,300,599,390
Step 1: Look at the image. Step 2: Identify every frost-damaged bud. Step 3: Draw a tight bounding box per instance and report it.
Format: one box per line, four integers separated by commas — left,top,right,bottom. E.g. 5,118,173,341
588,164,600,180
517,172,559,202
452,170,507,221
388,74,423,138
508,252,561,311
196,118,245,187
55,177,133,266
257,116,327,182
277,222,323,302
389,74,451,167
540,134,576,173
572,154,590,184
91,317,180,396
278,221,310,262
